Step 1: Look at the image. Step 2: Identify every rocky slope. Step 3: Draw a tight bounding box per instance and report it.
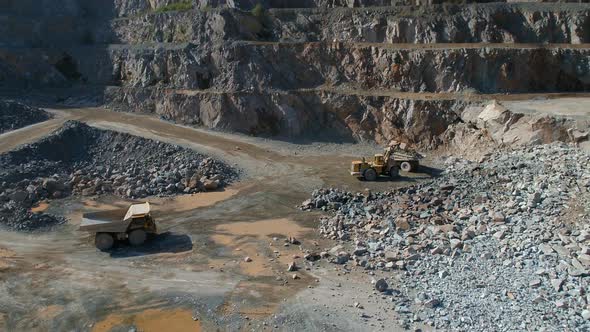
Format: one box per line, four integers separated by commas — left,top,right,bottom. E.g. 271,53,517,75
301,143,590,330
111,4,590,44
4,4,590,47
0,121,237,230
7,43,589,92
441,100,589,159
106,87,467,144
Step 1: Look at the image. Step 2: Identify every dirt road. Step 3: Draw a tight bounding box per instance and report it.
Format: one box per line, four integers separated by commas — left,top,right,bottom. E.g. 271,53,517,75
0,107,429,331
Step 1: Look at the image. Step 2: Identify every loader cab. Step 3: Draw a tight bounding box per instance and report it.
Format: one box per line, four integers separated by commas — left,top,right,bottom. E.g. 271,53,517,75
373,154,385,166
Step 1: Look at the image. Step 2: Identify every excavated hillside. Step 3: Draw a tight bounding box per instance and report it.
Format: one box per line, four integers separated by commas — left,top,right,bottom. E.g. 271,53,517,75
1,0,590,147
2,1,590,331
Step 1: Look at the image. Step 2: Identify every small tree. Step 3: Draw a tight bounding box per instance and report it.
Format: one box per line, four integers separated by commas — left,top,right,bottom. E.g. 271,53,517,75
251,3,264,18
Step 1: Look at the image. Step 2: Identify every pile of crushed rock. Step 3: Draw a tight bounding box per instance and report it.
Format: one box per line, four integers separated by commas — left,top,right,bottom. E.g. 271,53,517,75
0,100,51,134
0,121,238,231
302,143,590,330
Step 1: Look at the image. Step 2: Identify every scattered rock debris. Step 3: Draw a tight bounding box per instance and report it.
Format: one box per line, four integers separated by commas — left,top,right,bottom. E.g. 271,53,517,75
302,143,590,330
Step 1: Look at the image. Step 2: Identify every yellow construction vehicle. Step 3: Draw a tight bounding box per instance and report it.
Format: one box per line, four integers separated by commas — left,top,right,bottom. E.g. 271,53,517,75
79,202,157,251
350,143,423,181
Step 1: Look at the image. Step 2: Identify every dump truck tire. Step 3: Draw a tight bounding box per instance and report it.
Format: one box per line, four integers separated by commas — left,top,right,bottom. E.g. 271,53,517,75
95,233,114,251
364,168,378,181
400,161,412,172
389,166,400,178
129,229,147,246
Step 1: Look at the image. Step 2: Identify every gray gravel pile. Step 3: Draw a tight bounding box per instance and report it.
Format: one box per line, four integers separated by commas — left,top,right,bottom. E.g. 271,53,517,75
302,143,590,331
0,121,238,231
0,100,51,134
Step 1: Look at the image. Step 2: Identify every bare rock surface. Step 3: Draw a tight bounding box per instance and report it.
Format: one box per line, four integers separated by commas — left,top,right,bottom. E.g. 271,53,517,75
2,2,590,146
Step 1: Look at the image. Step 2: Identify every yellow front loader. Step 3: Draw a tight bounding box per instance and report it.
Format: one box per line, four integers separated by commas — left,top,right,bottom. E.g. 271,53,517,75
350,145,422,181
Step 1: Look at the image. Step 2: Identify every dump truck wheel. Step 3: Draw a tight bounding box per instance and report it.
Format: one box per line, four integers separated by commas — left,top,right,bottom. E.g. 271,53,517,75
364,168,378,181
95,233,114,251
389,166,400,178
400,161,412,172
128,229,147,246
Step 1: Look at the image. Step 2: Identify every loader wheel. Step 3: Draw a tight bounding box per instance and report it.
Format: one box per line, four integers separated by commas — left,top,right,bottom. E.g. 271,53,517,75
128,229,147,246
364,168,378,181
400,161,413,172
389,166,400,179
95,233,114,251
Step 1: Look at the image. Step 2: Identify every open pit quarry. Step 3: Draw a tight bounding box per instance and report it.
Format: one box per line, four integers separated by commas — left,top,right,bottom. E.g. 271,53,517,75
0,0,590,331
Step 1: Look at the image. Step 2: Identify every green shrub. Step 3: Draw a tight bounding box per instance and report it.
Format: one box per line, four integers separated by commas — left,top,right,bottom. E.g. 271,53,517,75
155,1,193,13
251,3,264,17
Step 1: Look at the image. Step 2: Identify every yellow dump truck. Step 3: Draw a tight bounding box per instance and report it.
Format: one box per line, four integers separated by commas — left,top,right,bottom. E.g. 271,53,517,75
79,202,157,251
351,145,423,181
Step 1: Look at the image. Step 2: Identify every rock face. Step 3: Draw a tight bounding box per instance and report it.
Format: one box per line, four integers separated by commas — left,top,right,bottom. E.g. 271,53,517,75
107,87,466,145
0,100,51,134
0,121,238,231
112,4,590,45
301,143,590,330
4,43,590,92
1,2,590,145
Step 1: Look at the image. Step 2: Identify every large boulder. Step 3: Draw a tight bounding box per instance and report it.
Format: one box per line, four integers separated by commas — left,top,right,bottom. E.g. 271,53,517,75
9,190,28,203
42,178,65,194
202,178,219,191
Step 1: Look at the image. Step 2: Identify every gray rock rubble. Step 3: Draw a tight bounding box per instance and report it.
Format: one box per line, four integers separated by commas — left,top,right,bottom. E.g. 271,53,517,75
302,143,590,330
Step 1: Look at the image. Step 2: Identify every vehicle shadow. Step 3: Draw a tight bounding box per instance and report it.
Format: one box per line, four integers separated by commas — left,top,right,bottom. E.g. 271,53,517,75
109,232,193,258
418,165,444,177
365,175,418,183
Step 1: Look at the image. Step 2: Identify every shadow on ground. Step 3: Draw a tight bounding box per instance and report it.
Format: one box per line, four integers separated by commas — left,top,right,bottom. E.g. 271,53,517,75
110,232,193,258
358,175,419,183
418,165,444,177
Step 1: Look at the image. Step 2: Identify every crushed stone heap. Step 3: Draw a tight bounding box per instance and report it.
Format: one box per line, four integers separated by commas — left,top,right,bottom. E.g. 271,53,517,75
0,100,51,134
302,143,590,330
0,121,238,231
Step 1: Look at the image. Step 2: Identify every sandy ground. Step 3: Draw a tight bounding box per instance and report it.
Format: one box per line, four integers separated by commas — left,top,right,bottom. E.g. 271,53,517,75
0,107,438,331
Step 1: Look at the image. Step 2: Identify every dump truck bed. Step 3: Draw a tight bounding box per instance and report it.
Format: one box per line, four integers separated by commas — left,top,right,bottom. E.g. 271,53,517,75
79,209,129,233
391,151,423,161
79,202,152,233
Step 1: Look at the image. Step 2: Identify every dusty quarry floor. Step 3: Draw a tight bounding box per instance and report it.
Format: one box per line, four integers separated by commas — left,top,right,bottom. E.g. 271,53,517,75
1,95,589,331
0,106,440,331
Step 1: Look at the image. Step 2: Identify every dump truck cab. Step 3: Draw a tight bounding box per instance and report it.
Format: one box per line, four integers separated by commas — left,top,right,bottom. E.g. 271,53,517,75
79,202,157,251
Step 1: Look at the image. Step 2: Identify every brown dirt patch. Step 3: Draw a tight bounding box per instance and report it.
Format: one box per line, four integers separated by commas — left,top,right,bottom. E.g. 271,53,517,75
66,189,238,225
37,305,64,320
211,218,312,277
31,202,50,213
92,308,200,332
